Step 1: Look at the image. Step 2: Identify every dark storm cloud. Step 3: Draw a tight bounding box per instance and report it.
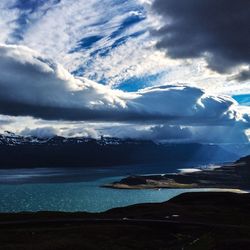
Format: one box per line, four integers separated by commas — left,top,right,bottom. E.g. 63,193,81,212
0,98,176,122
152,0,250,73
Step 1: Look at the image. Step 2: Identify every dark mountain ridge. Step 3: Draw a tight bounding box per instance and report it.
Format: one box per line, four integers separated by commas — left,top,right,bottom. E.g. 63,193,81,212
0,132,238,168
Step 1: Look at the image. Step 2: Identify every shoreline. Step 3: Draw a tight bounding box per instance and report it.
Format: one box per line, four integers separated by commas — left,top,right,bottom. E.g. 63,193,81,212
102,157,250,190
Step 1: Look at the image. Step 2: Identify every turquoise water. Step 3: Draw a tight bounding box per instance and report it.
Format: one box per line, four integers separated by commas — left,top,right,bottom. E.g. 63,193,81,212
0,164,239,213
0,176,220,213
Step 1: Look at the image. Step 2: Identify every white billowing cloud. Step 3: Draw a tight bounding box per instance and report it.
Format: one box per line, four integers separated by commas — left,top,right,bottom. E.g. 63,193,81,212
103,124,249,143
19,125,99,139
104,124,192,142
137,0,153,5
0,114,100,139
129,85,249,126
4,120,249,143
0,115,14,125
20,126,58,138
60,127,99,138
149,125,192,141
161,60,250,95
0,44,128,115
0,44,249,145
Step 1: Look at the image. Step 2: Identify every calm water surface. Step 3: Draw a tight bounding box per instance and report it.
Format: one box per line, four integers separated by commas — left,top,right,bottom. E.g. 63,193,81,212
0,163,233,213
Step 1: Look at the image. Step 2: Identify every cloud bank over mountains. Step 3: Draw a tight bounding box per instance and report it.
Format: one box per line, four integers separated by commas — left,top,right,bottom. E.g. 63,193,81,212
0,44,249,143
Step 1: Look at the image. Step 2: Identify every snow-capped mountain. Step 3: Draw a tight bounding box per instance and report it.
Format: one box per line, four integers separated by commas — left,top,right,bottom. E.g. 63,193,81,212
0,132,239,168
0,131,143,146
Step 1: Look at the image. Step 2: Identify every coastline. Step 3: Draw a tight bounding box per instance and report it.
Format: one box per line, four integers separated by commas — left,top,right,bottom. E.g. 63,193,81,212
102,157,250,190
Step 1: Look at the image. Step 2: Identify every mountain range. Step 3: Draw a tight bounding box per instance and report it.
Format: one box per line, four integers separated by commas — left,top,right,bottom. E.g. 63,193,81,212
0,132,242,168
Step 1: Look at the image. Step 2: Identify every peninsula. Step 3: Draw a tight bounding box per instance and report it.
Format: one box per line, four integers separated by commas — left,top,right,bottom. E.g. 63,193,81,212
103,155,250,190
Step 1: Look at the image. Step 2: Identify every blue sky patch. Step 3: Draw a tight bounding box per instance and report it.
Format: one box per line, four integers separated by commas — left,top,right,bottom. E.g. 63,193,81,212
233,94,250,106
117,73,164,92
109,13,145,40
70,35,103,53
12,0,48,12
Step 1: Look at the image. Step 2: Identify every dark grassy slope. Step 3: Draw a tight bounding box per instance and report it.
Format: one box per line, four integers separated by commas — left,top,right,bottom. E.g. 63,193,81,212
0,136,237,168
1,192,250,250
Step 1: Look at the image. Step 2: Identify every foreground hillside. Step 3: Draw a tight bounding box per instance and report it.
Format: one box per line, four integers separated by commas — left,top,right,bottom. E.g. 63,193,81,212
0,133,238,168
1,192,250,250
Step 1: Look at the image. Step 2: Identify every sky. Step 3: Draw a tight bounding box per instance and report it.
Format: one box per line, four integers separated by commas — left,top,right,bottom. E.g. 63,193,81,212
0,0,249,143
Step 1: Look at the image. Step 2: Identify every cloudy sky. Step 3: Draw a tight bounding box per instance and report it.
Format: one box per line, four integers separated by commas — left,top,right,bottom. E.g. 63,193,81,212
0,0,249,143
